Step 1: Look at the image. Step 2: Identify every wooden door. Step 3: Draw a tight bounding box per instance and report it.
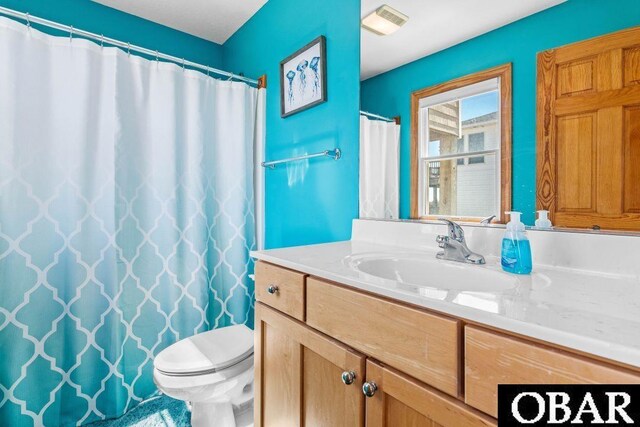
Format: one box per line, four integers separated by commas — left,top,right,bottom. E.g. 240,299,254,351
364,361,495,427
254,302,366,427
537,26,640,230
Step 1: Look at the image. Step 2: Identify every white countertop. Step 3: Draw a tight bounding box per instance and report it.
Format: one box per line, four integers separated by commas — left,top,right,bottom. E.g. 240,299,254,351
251,236,640,368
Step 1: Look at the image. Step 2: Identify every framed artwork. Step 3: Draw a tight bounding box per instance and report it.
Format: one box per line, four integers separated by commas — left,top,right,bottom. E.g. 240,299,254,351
280,36,327,117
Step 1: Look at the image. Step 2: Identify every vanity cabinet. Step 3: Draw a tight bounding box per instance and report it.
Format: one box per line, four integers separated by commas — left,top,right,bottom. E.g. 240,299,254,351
254,302,365,426
254,261,640,426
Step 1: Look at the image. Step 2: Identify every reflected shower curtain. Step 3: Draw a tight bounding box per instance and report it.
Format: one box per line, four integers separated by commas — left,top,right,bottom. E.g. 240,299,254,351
0,17,262,426
359,116,400,219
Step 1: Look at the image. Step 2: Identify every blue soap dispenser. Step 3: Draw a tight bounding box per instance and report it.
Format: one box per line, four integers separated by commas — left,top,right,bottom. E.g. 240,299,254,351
501,211,532,274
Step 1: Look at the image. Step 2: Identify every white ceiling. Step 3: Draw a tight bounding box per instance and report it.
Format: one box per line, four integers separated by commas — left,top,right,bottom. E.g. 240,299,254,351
361,0,566,80
93,0,268,44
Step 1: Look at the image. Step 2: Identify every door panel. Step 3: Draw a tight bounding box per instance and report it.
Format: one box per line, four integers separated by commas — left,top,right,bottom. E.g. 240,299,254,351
597,49,623,91
386,395,441,427
556,113,596,211
364,361,495,427
623,47,640,86
262,321,301,426
557,58,596,97
624,106,640,212
595,107,624,215
537,26,640,230
255,302,365,427
303,348,363,426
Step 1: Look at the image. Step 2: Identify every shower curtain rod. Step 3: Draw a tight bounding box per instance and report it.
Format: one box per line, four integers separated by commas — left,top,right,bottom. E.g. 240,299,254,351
0,6,266,88
360,110,400,124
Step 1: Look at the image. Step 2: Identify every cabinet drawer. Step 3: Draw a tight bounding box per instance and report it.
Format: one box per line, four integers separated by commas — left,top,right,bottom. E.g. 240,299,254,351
306,277,460,396
255,261,306,321
465,326,640,417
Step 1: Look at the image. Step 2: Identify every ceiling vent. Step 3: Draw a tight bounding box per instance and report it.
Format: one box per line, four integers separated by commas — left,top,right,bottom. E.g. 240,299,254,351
362,5,409,36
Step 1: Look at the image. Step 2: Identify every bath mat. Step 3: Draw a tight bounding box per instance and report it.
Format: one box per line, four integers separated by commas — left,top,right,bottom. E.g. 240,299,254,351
86,395,191,427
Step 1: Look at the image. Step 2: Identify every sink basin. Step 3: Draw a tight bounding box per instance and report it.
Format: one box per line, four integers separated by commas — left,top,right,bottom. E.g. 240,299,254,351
347,253,518,292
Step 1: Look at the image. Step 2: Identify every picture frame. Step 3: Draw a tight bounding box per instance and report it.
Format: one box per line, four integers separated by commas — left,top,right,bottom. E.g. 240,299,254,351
280,36,327,118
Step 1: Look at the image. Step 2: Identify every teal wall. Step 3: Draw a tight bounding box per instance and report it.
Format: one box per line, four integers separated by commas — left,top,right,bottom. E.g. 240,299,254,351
0,0,223,68
223,0,361,249
361,0,640,225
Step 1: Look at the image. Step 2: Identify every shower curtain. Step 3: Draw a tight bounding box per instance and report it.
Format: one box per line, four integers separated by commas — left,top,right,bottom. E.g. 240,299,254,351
0,17,264,426
359,115,400,219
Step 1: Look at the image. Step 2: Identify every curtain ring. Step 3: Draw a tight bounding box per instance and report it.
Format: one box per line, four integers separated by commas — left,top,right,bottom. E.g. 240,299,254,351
182,58,185,72
127,42,131,56
100,34,104,49
25,13,31,30
206,66,210,77
69,26,73,43
155,50,159,63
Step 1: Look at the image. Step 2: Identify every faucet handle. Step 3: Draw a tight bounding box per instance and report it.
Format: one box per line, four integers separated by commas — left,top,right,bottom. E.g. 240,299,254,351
437,218,465,242
436,234,448,248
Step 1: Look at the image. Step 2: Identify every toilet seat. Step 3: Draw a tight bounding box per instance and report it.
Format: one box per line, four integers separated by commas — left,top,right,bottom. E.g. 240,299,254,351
152,324,255,427
154,354,253,390
154,324,254,376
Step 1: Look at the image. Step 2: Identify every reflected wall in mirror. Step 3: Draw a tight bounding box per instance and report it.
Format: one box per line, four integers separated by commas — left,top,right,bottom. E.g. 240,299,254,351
410,64,512,223
359,0,640,231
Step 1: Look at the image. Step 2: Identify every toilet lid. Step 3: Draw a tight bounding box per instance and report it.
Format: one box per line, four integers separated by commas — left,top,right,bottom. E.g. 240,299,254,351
154,324,254,376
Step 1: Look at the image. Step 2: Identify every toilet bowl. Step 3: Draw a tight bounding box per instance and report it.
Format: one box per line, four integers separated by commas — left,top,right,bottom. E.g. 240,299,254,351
153,324,254,427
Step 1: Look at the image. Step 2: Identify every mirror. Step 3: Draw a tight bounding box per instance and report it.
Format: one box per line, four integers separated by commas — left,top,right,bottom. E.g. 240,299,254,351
358,0,640,233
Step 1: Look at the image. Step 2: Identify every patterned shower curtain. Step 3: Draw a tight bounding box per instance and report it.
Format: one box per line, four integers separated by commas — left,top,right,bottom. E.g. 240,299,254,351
0,17,262,426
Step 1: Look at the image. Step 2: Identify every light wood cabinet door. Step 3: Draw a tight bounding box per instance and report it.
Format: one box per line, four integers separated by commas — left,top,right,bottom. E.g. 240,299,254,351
537,26,640,230
364,361,496,427
255,302,366,427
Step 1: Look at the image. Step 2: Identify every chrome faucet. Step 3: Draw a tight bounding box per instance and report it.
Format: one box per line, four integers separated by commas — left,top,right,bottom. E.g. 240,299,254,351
435,219,486,265
480,215,496,225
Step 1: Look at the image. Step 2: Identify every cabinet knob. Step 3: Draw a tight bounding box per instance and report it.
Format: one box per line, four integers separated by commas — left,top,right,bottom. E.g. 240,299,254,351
266,285,279,294
341,371,356,385
362,381,378,397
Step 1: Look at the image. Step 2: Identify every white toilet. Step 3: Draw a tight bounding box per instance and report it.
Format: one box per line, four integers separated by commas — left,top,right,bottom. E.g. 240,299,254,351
153,324,255,427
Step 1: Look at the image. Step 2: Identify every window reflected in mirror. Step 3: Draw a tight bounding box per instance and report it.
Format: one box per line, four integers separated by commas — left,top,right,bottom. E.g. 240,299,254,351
422,87,500,218
411,64,512,223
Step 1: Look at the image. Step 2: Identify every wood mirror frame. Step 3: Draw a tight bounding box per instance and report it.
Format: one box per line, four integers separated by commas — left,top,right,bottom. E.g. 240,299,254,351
410,64,513,222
